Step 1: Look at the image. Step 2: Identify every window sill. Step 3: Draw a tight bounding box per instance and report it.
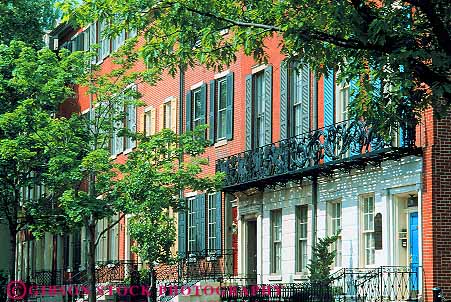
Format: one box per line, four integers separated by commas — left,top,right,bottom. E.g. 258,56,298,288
268,275,282,281
293,273,309,281
110,154,118,160
214,139,228,148
123,148,133,155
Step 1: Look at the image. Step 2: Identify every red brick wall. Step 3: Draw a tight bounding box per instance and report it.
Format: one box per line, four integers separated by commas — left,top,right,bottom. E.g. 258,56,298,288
422,108,451,300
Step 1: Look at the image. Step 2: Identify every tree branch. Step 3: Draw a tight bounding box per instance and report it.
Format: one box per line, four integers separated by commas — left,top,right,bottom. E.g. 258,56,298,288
94,213,126,248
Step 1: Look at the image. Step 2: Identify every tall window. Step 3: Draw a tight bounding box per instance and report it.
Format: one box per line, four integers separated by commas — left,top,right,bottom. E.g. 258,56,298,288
296,206,308,273
163,101,172,129
362,195,375,266
188,197,197,252
216,78,227,140
207,193,217,250
329,201,342,267
254,71,266,147
335,82,349,123
144,107,156,136
291,64,310,136
271,209,282,274
193,88,202,129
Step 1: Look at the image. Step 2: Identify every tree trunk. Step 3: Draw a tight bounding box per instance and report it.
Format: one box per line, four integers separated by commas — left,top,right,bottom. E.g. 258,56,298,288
87,222,97,302
8,228,17,282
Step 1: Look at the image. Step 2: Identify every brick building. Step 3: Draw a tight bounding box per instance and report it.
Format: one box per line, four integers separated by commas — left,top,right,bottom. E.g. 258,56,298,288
13,18,451,302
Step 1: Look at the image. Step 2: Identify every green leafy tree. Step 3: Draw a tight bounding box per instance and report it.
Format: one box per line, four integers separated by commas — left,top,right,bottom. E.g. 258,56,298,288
116,127,223,268
61,0,450,133
308,232,340,285
0,41,86,281
0,0,61,48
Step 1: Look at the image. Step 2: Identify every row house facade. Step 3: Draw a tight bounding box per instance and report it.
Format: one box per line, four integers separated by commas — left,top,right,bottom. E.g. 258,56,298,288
14,17,451,302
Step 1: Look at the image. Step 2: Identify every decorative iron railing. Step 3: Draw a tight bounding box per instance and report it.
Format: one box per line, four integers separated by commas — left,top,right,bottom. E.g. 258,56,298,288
32,269,64,285
95,260,140,284
216,120,419,191
355,266,420,302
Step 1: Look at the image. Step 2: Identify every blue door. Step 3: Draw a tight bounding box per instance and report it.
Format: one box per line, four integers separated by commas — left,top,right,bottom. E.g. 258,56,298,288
409,212,419,291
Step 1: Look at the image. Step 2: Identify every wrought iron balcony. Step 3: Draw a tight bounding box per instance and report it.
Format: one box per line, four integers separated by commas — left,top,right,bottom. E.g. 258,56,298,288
216,120,421,192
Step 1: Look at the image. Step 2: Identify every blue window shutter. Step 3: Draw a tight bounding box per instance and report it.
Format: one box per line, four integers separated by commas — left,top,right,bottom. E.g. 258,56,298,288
350,78,359,156
245,74,253,150
209,80,216,144
324,69,334,128
301,65,310,134
215,192,222,250
226,72,234,140
280,61,288,140
197,194,206,254
264,66,273,145
185,90,192,131
178,210,186,257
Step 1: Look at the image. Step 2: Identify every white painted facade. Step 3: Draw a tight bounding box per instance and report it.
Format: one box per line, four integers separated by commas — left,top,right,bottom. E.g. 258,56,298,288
236,155,422,285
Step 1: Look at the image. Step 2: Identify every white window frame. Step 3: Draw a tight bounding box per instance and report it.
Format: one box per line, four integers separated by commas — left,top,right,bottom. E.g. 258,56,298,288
328,201,342,268
361,195,375,266
163,99,172,130
192,88,202,129
216,77,228,141
207,193,217,250
187,197,197,252
335,81,350,123
271,209,282,274
296,205,308,273
144,106,155,136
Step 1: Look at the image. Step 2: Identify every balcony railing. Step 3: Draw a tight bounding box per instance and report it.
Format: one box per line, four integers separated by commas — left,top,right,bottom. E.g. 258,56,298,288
216,120,420,192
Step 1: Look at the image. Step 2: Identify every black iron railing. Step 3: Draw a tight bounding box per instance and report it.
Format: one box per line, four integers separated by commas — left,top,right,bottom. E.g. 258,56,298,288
32,269,64,285
216,120,419,191
179,249,234,282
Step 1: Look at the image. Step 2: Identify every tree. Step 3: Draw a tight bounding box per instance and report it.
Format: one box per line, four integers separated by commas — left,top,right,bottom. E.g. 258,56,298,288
0,41,86,282
116,127,223,268
61,0,450,132
307,232,340,285
0,0,61,49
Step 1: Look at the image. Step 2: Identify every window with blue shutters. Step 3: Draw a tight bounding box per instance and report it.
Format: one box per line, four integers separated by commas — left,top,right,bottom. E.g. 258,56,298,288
245,66,272,149
280,62,309,139
186,84,207,138
207,192,222,251
187,197,197,252
209,73,234,144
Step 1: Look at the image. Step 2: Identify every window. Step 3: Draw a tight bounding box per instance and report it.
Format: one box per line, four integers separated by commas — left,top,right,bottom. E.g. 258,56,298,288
209,73,234,143
188,197,197,252
296,205,308,273
111,85,137,155
362,195,375,266
164,101,172,129
207,193,217,250
112,30,126,52
245,66,272,150
99,20,111,60
216,78,227,140
335,82,349,123
186,84,207,135
193,88,202,129
109,215,119,261
329,201,342,267
144,107,156,136
271,209,282,274
290,64,310,136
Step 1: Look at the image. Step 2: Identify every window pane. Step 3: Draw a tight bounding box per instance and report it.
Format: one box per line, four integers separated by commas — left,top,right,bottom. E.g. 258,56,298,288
272,210,282,273
254,72,265,147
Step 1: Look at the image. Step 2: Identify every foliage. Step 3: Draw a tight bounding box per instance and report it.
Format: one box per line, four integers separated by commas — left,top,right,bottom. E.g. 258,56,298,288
117,126,224,264
61,0,450,133
308,232,340,285
0,0,61,48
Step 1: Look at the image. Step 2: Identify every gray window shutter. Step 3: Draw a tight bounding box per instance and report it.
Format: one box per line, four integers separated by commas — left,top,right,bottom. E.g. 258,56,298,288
215,192,222,250
126,104,136,149
280,61,288,140
196,194,206,254
245,74,253,150
200,84,207,138
185,90,192,131
209,80,216,144
178,210,186,257
226,72,234,140
301,65,310,134
114,102,124,154
264,66,273,145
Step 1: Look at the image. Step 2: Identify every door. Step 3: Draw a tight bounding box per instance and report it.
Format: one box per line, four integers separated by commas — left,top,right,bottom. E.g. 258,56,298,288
247,220,257,284
409,212,419,290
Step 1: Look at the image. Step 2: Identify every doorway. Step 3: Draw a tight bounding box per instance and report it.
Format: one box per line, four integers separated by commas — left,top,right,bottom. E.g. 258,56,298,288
246,220,257,283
